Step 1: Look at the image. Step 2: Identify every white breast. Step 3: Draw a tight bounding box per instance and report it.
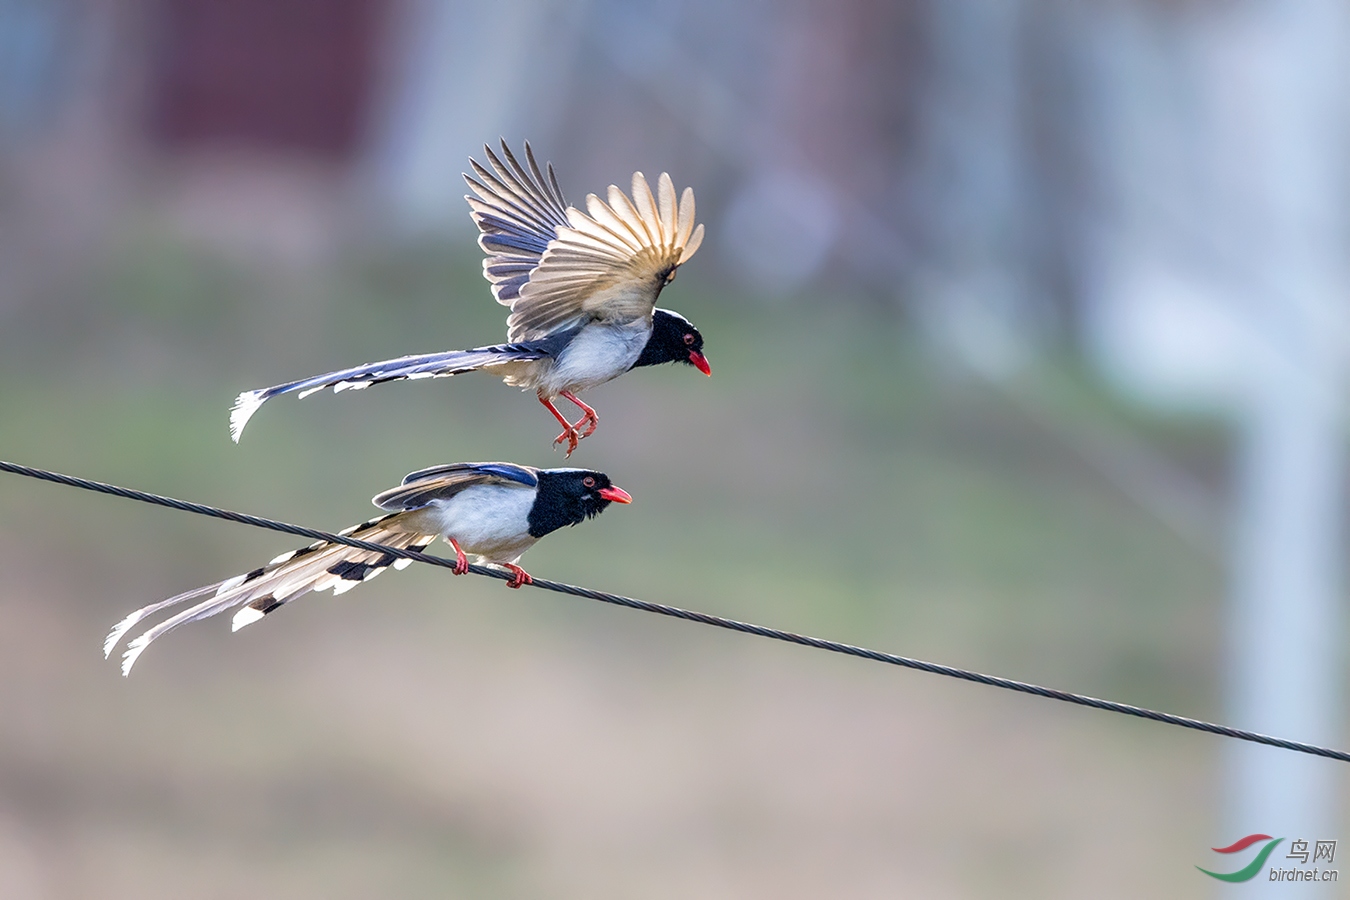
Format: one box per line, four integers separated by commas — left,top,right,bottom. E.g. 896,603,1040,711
541,319,652,395
427,484,539,564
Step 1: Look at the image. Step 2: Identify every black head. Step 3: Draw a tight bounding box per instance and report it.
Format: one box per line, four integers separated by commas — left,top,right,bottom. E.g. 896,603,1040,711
633,308,712,375
527,469,632,538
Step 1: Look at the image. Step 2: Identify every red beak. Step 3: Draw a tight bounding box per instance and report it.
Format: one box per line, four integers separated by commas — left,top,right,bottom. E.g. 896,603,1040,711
597,485,633,504
689,350,712,376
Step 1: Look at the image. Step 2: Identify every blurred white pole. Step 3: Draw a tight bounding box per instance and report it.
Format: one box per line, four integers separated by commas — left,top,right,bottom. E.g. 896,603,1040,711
1206,2,1348,894
366,0,588,234
912,0,1041,377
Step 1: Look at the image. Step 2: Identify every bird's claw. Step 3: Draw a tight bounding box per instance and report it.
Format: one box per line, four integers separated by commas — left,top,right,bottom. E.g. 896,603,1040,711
503,564,533,589
553,426,581,457
552,413,596,455
571,410,599,439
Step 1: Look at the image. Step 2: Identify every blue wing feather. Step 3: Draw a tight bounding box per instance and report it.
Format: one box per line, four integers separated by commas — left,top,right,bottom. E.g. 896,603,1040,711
464,141,570,306
371,461,540,511
400,462,538,488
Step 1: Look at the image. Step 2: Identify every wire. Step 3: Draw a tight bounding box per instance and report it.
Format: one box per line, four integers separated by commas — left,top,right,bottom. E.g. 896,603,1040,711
3,457,1348,763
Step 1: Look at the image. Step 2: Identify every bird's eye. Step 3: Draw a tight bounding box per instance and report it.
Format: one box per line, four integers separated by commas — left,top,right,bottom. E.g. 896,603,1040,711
683,333,695,346
582,476,596,488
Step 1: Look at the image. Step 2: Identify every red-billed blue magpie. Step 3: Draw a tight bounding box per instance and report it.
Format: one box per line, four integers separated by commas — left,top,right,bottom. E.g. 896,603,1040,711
229,142,709,455
105,462,632,675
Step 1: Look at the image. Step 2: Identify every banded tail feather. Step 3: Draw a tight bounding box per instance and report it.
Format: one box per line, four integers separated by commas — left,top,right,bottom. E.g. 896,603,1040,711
106,515,437,675
229,342,559,442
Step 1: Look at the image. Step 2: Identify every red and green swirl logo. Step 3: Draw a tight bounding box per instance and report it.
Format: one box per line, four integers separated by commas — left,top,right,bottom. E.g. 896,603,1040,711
1198,834,1284,882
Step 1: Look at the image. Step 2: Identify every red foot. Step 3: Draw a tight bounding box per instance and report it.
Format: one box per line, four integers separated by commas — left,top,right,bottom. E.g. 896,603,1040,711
539,393,581,457
448,538,469,575
502,563,533,589
561,390,600,439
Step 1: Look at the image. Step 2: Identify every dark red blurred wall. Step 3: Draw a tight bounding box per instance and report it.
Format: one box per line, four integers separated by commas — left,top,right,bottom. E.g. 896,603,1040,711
150,0,387,158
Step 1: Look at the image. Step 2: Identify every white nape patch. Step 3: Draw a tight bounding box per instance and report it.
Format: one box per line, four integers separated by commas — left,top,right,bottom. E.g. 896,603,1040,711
231,606,266,632
229,390,268,442
121,638,150,676
654,307,694,330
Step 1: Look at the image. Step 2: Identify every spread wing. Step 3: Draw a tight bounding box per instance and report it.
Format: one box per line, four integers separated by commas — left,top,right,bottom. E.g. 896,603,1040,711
466,142,705,343
371,462,539,511
465,141,571,307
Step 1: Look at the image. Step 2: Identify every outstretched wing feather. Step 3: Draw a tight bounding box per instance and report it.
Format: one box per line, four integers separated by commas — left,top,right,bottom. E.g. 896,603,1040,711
625,174,661,247
466,143,703,343
465,141,571,307
658,174,678,247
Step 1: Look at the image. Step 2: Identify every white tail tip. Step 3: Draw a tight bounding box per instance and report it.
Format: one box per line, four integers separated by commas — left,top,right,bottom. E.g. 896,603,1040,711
229,390,268,443
104,613,141,659
121,638,149,677
231,606,265,632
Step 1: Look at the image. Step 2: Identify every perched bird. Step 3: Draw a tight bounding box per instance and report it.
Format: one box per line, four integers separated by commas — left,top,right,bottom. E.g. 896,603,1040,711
105,462,632,675
229,141,710,455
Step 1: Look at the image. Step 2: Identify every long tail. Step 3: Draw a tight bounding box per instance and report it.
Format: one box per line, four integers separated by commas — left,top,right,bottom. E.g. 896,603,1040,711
229,342,555,442
105,516,438,675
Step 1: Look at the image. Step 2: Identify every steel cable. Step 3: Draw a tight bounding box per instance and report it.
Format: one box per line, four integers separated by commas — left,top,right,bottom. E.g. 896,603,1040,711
3,458,1347,763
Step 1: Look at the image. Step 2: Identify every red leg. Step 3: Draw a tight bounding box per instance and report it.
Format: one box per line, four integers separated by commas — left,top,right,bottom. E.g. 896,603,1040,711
560,390,600,438
538,393,580,456
447,538,469,575
502,563,533,589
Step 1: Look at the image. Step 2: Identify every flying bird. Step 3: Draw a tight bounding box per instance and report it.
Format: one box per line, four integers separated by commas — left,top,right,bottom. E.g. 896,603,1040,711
229,141,710,455
105,462,632,675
